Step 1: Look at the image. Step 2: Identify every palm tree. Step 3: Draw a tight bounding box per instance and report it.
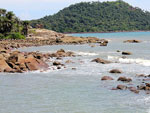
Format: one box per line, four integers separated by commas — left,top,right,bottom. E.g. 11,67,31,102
22,21,29,36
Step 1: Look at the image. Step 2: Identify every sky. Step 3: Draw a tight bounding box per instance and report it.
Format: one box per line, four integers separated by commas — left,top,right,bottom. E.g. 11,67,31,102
0,0,150,20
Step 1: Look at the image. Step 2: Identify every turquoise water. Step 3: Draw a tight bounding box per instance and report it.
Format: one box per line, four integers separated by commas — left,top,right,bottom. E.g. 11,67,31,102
1,32,150,113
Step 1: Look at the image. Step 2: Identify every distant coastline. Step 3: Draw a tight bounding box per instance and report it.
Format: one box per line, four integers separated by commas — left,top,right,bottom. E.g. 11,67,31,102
65,30,150,34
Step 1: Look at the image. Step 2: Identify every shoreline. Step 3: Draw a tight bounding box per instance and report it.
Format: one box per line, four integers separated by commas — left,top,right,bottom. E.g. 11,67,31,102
64,30,150,34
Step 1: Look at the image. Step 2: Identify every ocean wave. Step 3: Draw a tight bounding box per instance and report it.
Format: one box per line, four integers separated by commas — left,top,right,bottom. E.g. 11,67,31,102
108,56,150,66
75,51,99,56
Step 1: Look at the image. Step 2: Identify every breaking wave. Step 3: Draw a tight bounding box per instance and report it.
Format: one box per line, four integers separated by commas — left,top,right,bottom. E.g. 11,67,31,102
108,56,150,66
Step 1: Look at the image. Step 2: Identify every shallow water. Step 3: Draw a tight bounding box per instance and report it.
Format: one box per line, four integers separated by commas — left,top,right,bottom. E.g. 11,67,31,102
1,32,150,113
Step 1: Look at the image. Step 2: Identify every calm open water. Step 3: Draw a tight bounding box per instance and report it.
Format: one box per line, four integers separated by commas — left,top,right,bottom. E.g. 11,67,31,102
1,32,150,113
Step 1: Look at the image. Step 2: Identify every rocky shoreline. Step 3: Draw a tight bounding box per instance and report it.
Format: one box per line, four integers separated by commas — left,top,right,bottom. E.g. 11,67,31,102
0,29,149,95
0,48,75,73
0,29,103,73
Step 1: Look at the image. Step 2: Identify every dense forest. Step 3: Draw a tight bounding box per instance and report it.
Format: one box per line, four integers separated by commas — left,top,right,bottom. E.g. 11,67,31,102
0,9,29,39
30,0,150,33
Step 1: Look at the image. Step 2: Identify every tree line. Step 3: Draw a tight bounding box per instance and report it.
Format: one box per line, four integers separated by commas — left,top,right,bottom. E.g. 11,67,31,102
30,0,150,33
0,9,29,39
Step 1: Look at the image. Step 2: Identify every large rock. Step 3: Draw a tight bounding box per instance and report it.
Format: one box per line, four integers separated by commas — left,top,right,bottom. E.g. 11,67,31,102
25,55,49,71
92,58,111,64
0,55,12,72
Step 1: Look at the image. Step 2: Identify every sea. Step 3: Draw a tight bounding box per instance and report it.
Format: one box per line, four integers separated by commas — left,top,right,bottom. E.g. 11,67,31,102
0,32,150,113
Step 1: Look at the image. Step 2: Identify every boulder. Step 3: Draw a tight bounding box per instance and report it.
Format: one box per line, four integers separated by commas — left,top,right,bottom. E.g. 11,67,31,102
25,55,49,71
57,49,65,53
117,76,132,82
0,55,12,72
65,60,73,64
53,61,61,66
100,43,107,46
117,85,127,90
124,40,141,43
109,69,122,74
128,87,139,94
92,58,111,64
101,76,114,80
122,51,132,55
136,74,146,77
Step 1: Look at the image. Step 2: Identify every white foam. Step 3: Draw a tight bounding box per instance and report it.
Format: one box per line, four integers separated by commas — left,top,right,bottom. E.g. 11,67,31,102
108,56,150,66
75,51,99,56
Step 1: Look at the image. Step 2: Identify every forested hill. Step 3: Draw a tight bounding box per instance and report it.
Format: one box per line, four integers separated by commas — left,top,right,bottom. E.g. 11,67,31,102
30,0,150,33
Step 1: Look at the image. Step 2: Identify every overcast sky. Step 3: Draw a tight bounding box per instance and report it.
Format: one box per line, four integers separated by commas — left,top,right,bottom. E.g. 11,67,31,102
0,0,150,20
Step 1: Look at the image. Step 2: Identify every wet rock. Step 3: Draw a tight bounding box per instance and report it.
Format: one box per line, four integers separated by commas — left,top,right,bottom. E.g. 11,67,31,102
57,66,61,69
100,43,107,46
145,83,150,87
121,56,127,59
137,85,146,90
117,85,127,90
56,57,62,60
25,55,49,71
128,87,139,94
143,79,150,81
53,61,61,66
136,74,147,77
101,76,114,80
90,45,96,47
122,51,132,55
124,40,141,43
109,69,122,74
65,60,74,64
117,76,132,82
92,58,111,64
57,49,65,53
4,68,15,73
111,87,118,90
72,68,76,70
0,55,12,72
99,39,108,46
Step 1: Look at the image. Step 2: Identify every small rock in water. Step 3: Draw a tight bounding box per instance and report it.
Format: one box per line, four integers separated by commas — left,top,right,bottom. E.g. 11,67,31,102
92,58,111,64
123,40,141,43
136,74,147,77
101,76,114,81
122,51,132,55
65,60,74,64
53,61,61,66
72,68,76,70
128,87,139,94
117,76,132,82
117,85,127,90
109,69,122,74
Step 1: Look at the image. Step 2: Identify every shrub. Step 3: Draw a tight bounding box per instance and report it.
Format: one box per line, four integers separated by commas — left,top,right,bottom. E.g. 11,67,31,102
0,33,4,39
6,32,25,39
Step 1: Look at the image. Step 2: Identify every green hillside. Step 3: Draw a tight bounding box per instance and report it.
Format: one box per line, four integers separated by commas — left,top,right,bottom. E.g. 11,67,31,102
30,0,150,33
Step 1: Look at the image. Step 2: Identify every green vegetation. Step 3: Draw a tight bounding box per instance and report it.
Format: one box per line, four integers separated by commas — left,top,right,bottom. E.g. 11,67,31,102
0,9,29,39
30,0,150,33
